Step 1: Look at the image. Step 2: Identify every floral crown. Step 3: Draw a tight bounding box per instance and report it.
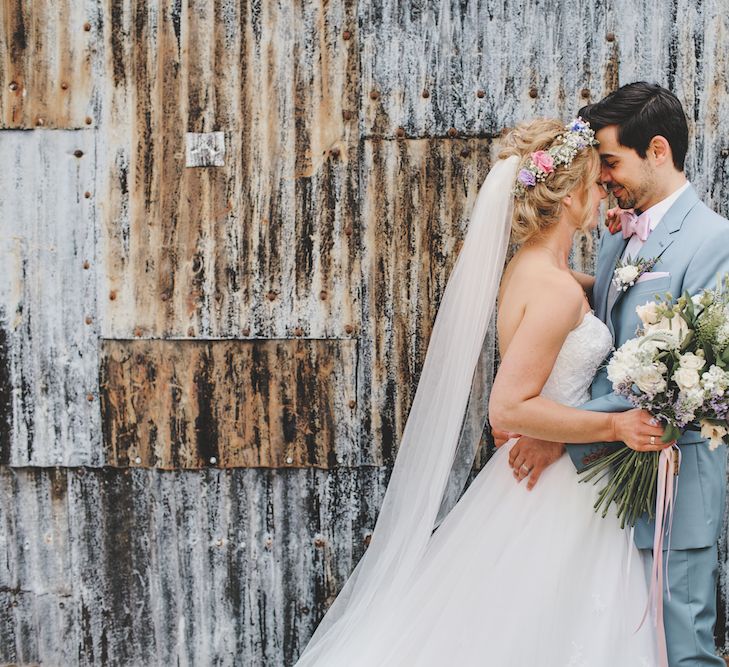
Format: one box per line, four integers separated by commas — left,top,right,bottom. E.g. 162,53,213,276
513,118,598,197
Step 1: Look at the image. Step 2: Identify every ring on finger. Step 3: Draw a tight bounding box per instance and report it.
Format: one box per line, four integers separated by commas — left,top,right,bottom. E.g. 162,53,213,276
520,463,531,474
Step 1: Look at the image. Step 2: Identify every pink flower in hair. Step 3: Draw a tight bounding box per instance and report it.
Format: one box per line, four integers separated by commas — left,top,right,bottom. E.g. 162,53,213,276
531,150,555,174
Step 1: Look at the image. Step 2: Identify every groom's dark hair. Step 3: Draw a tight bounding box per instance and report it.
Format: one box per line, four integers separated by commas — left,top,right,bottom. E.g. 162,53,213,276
578,82,689,171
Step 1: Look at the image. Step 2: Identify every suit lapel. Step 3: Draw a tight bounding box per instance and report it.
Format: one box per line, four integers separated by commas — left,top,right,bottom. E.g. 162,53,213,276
608,186,700,337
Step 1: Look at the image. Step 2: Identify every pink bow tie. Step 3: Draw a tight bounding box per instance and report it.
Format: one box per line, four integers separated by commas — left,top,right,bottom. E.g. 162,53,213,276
621,211,651,242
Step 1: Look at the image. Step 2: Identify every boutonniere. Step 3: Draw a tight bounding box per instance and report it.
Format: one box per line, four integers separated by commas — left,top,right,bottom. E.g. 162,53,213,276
612,256,660,292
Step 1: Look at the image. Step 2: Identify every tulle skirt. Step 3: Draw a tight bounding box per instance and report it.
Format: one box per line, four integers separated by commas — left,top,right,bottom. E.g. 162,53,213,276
309,441,657,666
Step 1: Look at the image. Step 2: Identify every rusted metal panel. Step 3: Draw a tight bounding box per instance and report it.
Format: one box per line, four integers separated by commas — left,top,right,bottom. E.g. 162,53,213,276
98,0,359,340
360,0,619,139
99,338,358,469
0,466,387,666
0,130,100,467
357,135,498,464
0,0,98,129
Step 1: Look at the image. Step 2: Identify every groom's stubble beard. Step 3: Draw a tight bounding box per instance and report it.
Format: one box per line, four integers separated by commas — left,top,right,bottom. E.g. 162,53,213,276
612,162,657,211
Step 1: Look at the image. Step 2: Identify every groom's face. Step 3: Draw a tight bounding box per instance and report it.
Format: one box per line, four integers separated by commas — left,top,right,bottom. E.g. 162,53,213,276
594,125,656,211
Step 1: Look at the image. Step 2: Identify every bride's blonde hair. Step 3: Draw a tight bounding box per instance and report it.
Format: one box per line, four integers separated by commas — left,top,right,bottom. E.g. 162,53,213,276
499,119,601,245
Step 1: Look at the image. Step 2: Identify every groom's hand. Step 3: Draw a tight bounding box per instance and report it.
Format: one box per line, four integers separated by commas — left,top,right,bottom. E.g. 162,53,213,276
491,427,521,448
509,438,565,490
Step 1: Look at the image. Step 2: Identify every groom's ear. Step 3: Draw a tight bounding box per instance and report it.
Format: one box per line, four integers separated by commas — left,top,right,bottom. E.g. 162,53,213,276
647,135,673,167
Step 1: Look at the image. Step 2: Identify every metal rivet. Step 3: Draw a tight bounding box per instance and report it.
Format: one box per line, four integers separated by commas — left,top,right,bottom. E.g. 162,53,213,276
241,327,250,336
314,536,326,548
134,327,142,337
396,127,405,138
460,147,470,158
9,81,18,91
74,149,84,158
109,290,117,300
85,316,93,325
330,146,340,158
319,290,327,300
83,260,90,269
187,326,195,337
266,290,276,301
348,400,356,409
294,326,303,337
581,88,591,99
606,32,616,42
265,537,273,549
215,538,223,546
134,456,141,464
344,324,354,334
36,117,45,126
342,29,352,40
447,127,457,138
84,191,92,198
476,89,485,99
61,82,69,90
344,225,353,236
85,116,93,125
286,456,293,464
721,148,729,158
363,533,372,546
343,110,353,121
83,22,91,31
86,394,94,402
369,89,379,100
210,456,217,464
422,89,430,98
529,87,538,99
160,293,169,301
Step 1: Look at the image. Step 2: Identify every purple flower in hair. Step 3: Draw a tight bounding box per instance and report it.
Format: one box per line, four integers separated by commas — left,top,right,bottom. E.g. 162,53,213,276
518,168,536,187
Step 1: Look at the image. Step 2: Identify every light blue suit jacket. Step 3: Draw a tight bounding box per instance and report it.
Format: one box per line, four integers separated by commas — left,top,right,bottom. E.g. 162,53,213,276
568,186,729,550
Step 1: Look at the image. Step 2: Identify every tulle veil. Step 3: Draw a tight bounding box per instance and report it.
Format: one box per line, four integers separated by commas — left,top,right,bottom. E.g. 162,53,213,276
294,155,520,665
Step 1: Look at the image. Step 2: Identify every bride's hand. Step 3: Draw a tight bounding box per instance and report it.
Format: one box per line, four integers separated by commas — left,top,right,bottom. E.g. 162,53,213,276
611,409,675,451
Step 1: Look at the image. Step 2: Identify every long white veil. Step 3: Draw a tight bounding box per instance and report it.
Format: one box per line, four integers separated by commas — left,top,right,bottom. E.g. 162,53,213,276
295,155,520,665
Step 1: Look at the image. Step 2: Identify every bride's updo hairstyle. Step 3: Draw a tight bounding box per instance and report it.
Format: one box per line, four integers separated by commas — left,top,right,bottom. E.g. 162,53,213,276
499,119,600,245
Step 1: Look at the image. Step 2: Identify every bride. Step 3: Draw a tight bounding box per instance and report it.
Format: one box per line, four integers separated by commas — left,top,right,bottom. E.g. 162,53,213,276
294,119,669,666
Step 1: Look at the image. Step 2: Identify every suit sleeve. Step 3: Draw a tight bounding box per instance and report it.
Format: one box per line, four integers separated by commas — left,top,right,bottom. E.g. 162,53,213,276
681,223,729,296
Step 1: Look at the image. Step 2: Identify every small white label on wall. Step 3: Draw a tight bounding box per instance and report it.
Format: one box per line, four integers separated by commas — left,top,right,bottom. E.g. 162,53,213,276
185,131,226,167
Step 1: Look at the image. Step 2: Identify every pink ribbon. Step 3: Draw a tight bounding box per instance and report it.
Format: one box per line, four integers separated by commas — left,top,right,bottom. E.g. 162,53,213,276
637,445,681,667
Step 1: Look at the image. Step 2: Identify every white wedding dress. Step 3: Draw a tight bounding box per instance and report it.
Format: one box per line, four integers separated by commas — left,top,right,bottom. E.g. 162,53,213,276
306,312,657,666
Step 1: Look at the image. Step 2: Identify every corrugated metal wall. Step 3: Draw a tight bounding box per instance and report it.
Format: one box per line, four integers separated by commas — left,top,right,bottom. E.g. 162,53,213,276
1,1,729,664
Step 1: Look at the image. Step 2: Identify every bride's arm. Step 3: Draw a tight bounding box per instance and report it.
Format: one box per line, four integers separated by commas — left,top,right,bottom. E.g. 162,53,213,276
489,279,665,449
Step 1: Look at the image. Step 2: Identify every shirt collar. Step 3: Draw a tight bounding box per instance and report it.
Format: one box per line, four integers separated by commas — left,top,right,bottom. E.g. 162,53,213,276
640,181,691,231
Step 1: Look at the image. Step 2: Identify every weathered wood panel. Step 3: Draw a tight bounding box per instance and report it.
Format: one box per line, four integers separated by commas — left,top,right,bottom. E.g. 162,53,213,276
98,0,359,340
100,338,357,468
0,0,98,129
0,130,100,467
0,466,387,666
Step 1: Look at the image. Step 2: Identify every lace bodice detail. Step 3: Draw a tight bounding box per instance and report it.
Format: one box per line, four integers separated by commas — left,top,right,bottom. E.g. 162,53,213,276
540,312,613,407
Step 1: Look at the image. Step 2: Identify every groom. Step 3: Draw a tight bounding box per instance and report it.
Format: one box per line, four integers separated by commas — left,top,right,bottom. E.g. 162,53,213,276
501,82,729,665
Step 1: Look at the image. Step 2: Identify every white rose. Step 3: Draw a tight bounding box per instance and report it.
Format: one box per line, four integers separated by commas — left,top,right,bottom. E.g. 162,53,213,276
636,301,661,326
645,315,689,343
679,352,705,371
617,265,640,284
634,365,667,395
674,367,701,391
700,420,729,451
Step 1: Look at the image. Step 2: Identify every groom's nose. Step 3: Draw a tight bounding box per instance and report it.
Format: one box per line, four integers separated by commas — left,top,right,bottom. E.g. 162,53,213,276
600,164,613,183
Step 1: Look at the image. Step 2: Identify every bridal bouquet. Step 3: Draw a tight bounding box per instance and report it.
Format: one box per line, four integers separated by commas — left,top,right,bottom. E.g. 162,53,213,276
580,276,729,527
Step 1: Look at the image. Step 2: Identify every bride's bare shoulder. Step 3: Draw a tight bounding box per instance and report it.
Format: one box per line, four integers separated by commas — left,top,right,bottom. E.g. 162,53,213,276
503,250,584,322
